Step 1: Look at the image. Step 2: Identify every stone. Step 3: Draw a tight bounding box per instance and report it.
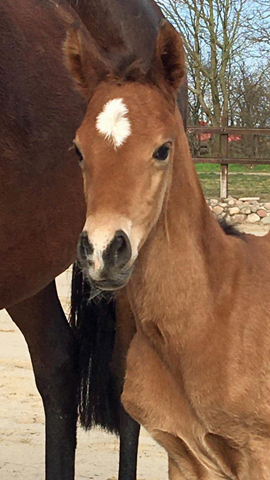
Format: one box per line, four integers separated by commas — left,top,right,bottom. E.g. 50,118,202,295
240,206,251,214
229,207,240,215
250,205,258,213
257,209,267,218
264,203,270,211
235,200,243,207
251,201,260,207
228,199,235,206
261,216,270,225
210,198,218,206
231,214,246,224
220,203,228,208
239,197,260,202
246,213,260,223
212,205,223,216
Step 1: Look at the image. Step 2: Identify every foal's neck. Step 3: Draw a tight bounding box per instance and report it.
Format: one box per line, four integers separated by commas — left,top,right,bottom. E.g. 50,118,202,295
158,111,231,274
128,111,242,329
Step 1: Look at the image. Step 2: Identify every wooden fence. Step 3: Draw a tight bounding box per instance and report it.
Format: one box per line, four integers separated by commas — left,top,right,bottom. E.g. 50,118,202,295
187,126,270,198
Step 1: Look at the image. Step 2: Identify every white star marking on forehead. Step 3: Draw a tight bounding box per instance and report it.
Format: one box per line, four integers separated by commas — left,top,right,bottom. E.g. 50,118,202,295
96,98,131,149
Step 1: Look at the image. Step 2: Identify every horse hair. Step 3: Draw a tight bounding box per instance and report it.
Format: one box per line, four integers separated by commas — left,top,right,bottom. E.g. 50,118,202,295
69,261,120,433
218,218,246,240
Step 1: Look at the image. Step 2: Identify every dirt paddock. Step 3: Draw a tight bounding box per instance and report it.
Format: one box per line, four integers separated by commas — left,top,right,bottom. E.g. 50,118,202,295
1,224,269,479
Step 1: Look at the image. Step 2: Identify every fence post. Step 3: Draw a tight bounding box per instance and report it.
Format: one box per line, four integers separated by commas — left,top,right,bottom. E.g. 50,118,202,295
220,116,228,198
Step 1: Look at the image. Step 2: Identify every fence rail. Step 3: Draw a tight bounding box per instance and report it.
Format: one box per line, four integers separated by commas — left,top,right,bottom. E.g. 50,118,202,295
187,126,270,197
193,157,270,165
188,127,270,135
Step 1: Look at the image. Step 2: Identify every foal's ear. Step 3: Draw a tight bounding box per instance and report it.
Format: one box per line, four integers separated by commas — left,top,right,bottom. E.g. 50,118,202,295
150,20,185,93
64,22,109,99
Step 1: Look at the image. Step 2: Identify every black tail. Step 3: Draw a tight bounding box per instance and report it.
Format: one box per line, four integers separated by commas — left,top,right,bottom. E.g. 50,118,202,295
70,261,120,434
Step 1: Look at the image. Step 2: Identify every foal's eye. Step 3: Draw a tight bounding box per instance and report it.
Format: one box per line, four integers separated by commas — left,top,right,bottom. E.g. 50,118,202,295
74,144,83,162
153,143,171,162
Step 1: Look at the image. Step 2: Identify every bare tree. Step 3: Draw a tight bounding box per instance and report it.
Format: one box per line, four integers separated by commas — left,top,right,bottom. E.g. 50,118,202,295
249,0,270,54
229,62,270,158
157,0,252,127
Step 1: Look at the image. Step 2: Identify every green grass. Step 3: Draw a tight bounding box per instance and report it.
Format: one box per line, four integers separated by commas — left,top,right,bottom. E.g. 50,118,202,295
195,163,270,173
195,164,270,199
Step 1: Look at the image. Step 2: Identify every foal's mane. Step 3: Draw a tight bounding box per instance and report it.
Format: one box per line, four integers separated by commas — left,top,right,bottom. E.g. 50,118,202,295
219,219,246,240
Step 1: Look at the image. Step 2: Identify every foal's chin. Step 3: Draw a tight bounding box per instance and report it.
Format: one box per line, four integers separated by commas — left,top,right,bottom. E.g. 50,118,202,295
84,267,133,293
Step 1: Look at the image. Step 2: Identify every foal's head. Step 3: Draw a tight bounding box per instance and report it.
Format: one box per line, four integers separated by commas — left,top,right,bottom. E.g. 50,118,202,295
65,20,185,290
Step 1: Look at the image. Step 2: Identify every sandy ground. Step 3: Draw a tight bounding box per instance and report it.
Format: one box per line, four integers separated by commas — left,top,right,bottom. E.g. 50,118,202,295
0,223,269,479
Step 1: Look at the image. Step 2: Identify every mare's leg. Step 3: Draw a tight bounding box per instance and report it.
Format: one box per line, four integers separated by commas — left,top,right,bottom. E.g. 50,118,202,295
8,280,78,480
112,291,140,480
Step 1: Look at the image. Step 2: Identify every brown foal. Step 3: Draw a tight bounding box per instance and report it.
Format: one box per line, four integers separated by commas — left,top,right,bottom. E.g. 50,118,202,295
66,17,270,480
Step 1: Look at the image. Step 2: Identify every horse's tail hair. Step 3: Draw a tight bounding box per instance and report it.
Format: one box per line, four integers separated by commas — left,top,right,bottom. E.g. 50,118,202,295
69,261,120,434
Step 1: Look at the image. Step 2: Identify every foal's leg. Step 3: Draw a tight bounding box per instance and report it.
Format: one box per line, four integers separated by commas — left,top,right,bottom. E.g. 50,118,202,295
169,457,186,480
8,280,78,480
118,407,140,480
122,333,209,480
112,291,140,480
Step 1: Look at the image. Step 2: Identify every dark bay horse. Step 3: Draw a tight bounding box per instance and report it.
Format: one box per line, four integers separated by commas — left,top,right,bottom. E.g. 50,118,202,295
0,0,188,479
66,17,270,480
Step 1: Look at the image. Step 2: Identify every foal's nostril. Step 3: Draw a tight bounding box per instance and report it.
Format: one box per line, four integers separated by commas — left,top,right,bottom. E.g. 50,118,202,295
78,231,94,261
104,230,132,269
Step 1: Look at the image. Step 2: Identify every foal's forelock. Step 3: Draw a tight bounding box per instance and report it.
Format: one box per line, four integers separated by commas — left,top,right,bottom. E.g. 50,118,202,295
96,97,132,149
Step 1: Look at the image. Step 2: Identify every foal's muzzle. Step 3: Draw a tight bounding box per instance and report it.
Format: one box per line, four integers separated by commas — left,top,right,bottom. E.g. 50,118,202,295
77,230,132,290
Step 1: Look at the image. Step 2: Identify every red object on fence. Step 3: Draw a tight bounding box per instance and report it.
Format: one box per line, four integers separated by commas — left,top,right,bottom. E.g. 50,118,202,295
228,134,241,142
196,121,211,141
196,121,241,142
